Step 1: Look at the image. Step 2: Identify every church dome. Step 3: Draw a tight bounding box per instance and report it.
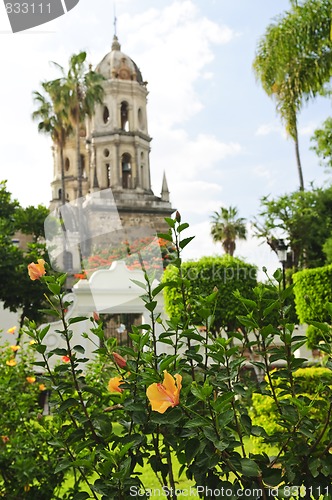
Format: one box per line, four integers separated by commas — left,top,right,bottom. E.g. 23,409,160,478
96,35,144,84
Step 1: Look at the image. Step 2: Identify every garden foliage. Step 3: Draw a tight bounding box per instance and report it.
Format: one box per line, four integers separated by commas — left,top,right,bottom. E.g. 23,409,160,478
3,216,332,499
0,342,65,499
293,264,332,324
163,255,257,331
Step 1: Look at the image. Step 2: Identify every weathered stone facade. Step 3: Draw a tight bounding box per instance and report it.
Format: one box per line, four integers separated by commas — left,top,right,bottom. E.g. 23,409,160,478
49,35,174,241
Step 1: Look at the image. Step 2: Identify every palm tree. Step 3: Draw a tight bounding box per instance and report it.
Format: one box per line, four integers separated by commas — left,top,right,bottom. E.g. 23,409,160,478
32,82,72,206
49,51,105,198
210,206,247,256
253,0,332,192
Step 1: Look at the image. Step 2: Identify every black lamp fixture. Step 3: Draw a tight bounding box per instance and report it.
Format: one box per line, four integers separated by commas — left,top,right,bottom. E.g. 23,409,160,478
276,239,288,288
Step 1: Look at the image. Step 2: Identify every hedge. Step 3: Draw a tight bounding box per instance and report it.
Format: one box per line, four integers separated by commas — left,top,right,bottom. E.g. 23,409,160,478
163,255,257,331
293,264,332,324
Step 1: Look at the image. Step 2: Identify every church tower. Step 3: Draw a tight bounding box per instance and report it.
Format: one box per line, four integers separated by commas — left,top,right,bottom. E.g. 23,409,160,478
50,35,174,241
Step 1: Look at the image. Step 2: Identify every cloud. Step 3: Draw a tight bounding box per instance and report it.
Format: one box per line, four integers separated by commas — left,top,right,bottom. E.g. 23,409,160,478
255,122,286,138
170,180,223,216
299,121,317,137
251,165,276,189
118,1,237,127
151,128,242,182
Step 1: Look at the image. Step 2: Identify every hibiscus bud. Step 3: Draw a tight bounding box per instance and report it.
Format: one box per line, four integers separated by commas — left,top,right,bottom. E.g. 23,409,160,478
175,211,181,222
112,352,127,369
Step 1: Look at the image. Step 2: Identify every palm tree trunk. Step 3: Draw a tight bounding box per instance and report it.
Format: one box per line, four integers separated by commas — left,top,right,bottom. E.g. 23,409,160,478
76,119,82,199
294,127,304,191
60,144,66,205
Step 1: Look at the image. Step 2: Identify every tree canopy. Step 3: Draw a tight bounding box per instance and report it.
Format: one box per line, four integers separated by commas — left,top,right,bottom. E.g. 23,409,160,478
253,186,332,269
210,206,247,256
253,0,332,190
0,181,50,326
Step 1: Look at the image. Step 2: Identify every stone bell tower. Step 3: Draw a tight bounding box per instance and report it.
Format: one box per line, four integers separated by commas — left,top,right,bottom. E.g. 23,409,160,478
50,35,174,243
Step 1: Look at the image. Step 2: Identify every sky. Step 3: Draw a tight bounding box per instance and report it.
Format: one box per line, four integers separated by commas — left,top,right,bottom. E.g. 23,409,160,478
0,0,331,278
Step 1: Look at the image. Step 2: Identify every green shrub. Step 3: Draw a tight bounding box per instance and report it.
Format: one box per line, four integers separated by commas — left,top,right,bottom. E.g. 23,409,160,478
250,367,332,452
0,342,65,499
21,218,332,497
293,264,332,324
163,255,257,331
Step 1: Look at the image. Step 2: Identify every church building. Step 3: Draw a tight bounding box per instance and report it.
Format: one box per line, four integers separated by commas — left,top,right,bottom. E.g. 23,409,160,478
49,34,174,255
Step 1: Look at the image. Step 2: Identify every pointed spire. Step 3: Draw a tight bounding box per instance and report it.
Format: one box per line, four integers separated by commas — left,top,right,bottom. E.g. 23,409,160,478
161,171,170,202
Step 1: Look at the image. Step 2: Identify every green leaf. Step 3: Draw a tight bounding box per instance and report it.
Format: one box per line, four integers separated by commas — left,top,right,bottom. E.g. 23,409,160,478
159,355,177,372
58,398,79,413
152,282,167,297
157,232,173,242
237,315,257,329
177,222,189,233
185,438,200,462
38,308,60,317
164,217,176,228
73,344,85,354
239,297,257,309
68,316,87,325
240,458,260,477
66,429,85,445
52,348,68,356
184,416,209,428
38,324,50,341
179,236,195,249
47,282,61,295
54,459,72,474
263,300,280,317
145,301,157,312
273,268,282,283
34,344,47,355
130,279,147,290
73,493,90,500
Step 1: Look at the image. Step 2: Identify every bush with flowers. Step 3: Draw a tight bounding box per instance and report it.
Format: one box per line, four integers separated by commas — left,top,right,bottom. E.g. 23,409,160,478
0,339,66,499
11,214,332,499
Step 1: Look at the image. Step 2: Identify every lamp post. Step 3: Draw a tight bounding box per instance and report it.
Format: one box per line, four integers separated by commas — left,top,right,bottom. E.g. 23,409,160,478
276,239,288,289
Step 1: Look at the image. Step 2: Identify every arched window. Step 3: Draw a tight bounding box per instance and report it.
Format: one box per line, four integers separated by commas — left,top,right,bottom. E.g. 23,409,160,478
120,101,129,131
121,153,132,189
138,108,144,129
65,157,70,171
103,105,110,124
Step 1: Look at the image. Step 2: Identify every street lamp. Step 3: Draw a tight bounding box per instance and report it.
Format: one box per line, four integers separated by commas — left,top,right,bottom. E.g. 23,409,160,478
276,239,288,289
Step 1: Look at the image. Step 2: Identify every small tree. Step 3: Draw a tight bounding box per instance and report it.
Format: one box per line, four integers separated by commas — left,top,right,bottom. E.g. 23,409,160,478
0,182,50,327
210,206,247,256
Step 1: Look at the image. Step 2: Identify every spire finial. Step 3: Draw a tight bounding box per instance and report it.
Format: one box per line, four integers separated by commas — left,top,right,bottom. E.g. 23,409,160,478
111,4,121,51
161,171,170,202
113,4,117,37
